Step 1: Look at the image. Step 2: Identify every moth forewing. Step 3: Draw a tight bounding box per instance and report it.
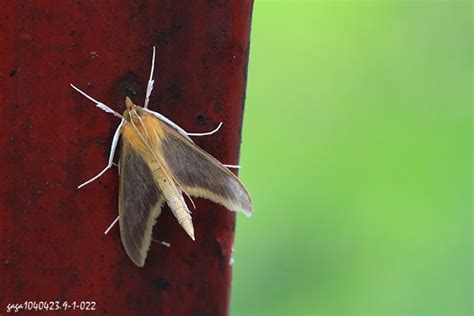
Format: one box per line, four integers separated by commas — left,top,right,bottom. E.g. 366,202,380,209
157,119,253,217
119,139,164,267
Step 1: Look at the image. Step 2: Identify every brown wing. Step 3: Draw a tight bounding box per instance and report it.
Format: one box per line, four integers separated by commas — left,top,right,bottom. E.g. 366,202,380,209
119,138,164,267
159,122,253,217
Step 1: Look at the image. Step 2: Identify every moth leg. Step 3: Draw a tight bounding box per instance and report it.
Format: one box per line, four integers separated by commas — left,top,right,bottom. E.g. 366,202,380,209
186,122,223,137
223,164,240,169
78,120,125,189
144,46,156,109
70,84,123,119
104,215,120,235
183,190,196,210
112,161,121,176
152,239,171,248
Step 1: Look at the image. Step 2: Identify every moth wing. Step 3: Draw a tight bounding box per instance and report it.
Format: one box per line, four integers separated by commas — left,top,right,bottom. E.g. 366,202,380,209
159,121,253,216
119,138,164,267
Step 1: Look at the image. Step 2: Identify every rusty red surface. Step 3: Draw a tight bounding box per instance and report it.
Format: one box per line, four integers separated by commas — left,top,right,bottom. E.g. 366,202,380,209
0,1,253,314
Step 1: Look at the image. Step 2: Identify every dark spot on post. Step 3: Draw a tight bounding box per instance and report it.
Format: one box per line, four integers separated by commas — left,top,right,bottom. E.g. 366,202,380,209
208,19,232,57
126,87,136,96
70,30,76,36
152,277,170,290
208,0,227,8
196,114,206,125
172,21,183,32
113,72,143,105
69,272,80,283
9,69,16,77
137,1,148,11
191,309,208,316
95,138,106,147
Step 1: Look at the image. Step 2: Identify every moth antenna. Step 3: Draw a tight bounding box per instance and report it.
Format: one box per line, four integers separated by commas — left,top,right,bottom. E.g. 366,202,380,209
223,164,240,169
78,120,125,189
144,46,156,109
186,122,223,137
183,190,196,210
152,239,171,248
70,84,124,119
104,215,120,235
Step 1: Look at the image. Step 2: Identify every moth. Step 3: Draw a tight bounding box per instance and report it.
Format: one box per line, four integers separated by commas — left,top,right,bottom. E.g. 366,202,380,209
71,47,252,267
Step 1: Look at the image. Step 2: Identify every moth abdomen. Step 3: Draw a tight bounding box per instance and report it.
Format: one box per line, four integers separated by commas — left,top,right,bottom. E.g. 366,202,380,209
154,166,195,240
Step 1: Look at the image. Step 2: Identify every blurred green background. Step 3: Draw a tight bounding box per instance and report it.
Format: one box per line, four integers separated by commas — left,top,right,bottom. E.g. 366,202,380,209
231,1,472,315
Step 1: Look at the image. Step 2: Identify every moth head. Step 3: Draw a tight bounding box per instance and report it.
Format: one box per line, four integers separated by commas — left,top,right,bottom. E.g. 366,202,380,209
123,96,144,122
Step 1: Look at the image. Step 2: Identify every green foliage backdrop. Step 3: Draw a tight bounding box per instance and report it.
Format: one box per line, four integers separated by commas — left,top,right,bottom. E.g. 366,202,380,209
232,1,472,315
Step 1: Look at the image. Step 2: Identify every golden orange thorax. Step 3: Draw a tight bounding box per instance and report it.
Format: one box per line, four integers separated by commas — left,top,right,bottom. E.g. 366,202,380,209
122,98,164,160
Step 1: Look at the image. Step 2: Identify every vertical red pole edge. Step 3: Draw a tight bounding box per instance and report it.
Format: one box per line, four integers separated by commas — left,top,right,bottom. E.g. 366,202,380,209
0,1,254,315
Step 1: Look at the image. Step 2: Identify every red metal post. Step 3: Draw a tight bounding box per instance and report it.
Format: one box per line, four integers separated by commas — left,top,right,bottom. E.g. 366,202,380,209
0,1,253,314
